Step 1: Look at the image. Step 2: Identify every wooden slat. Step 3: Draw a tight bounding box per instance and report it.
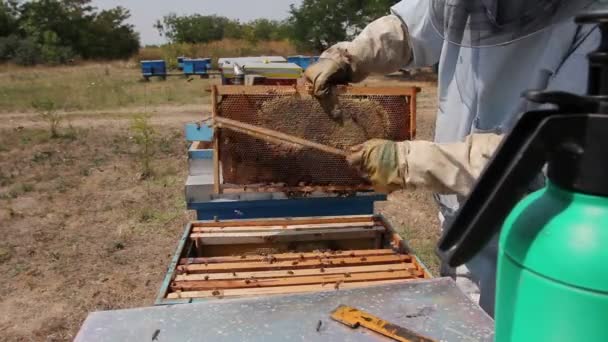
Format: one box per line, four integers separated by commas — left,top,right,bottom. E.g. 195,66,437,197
175,263,418,281
215,85,420,97
167,279,413,299
216,85,298,96
191,222,377,233
220,184,374,194
335,85,420,97
190,227,385,245
178,254,411,274
171,270,419,291
409,87,418,139
215,116,348,157
211,85,221,194
179,249,396,265
190,215,376,228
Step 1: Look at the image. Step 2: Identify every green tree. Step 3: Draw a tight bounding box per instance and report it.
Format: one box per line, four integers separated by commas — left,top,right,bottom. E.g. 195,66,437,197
0,0,19,36
0,0,139,64
288,0,399,52
86,7,140,59
223,19,244,39
155,14,291,44
156,14,229,43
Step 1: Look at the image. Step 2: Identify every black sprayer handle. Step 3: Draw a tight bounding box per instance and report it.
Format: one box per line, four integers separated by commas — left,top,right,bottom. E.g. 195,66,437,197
436,110,559,266
437,10,608,267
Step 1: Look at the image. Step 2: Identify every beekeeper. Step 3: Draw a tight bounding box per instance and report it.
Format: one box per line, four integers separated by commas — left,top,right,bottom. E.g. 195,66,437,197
305,0,602,316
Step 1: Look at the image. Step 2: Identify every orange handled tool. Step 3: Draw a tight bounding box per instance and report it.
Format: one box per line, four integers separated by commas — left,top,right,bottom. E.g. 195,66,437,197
331,305,437,342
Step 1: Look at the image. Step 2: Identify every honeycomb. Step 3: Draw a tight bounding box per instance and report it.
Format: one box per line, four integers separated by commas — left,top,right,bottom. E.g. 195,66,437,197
215,86,415,187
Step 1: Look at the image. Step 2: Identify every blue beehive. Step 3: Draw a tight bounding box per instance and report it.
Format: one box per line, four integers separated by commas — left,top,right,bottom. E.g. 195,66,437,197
140,60,167,79
177,56,186,70
287,55,318,70
183,58,211,76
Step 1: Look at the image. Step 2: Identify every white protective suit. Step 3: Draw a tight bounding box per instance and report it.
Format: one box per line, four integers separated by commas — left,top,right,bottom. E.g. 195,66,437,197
319,0,602,316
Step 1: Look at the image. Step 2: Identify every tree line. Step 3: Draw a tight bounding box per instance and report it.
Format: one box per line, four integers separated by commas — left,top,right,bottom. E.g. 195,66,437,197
0,0,399,66
155,0,399,52
0,0,139,65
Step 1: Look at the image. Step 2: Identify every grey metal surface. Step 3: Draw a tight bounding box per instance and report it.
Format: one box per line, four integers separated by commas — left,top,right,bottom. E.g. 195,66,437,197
76,278,494,342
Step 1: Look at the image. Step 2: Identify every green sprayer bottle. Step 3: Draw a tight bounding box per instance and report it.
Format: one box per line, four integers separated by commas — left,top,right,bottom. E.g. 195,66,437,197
438,11,608,341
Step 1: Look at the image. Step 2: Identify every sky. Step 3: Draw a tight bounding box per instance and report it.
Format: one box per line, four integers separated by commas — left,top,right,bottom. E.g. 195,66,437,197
93,0,303,45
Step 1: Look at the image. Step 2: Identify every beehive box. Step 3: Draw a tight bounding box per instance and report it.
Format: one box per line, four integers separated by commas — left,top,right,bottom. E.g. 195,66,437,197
157,215,430,304
183,58,211,76
220,62,302,85
211,85,420,194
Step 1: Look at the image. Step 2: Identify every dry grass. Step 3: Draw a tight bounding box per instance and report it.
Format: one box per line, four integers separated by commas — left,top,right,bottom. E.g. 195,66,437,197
0,123,193,341
139,39,299,69
0,62,211,113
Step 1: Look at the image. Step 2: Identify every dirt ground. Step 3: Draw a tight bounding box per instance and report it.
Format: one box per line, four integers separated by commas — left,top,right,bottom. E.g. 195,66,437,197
0,76,440,341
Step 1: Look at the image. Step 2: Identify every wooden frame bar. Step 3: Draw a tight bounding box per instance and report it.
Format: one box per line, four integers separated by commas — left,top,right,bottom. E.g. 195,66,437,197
167,279,414,299
211,85,221,194
190,215,377,228
214,85,421,97
175,262,417,281
190,226,386,246
409,88,420,139
191,222,378,234
214,116,348,157
220,184,374,194
179,248,395,265
178,254,411,273
171,270,419,291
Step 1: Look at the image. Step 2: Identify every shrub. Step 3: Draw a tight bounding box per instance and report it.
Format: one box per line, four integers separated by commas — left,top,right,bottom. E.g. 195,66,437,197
32,99,62,138
130,113,156,179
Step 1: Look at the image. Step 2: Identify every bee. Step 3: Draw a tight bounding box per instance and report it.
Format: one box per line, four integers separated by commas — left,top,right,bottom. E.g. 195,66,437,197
152,329,161,341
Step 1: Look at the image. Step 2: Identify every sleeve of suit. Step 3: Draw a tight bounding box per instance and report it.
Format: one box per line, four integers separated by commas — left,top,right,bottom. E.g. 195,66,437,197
318,0,444,81
396,133,504,196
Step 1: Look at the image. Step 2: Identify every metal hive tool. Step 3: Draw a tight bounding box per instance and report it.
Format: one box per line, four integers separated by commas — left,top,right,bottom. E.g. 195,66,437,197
211,85,420,194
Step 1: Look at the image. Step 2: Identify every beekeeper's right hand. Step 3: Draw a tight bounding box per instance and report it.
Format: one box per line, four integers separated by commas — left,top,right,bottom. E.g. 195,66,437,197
304,15,413,99
347,134,504,196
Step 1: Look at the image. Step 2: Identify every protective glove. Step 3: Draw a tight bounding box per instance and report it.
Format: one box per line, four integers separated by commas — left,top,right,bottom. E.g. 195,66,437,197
347,139,406,193
304,15,411,95
303,57,352,98
348,134,504,195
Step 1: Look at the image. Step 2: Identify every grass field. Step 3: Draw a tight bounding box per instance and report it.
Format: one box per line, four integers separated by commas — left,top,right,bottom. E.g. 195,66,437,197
0,63,440,341
0,63,211,113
